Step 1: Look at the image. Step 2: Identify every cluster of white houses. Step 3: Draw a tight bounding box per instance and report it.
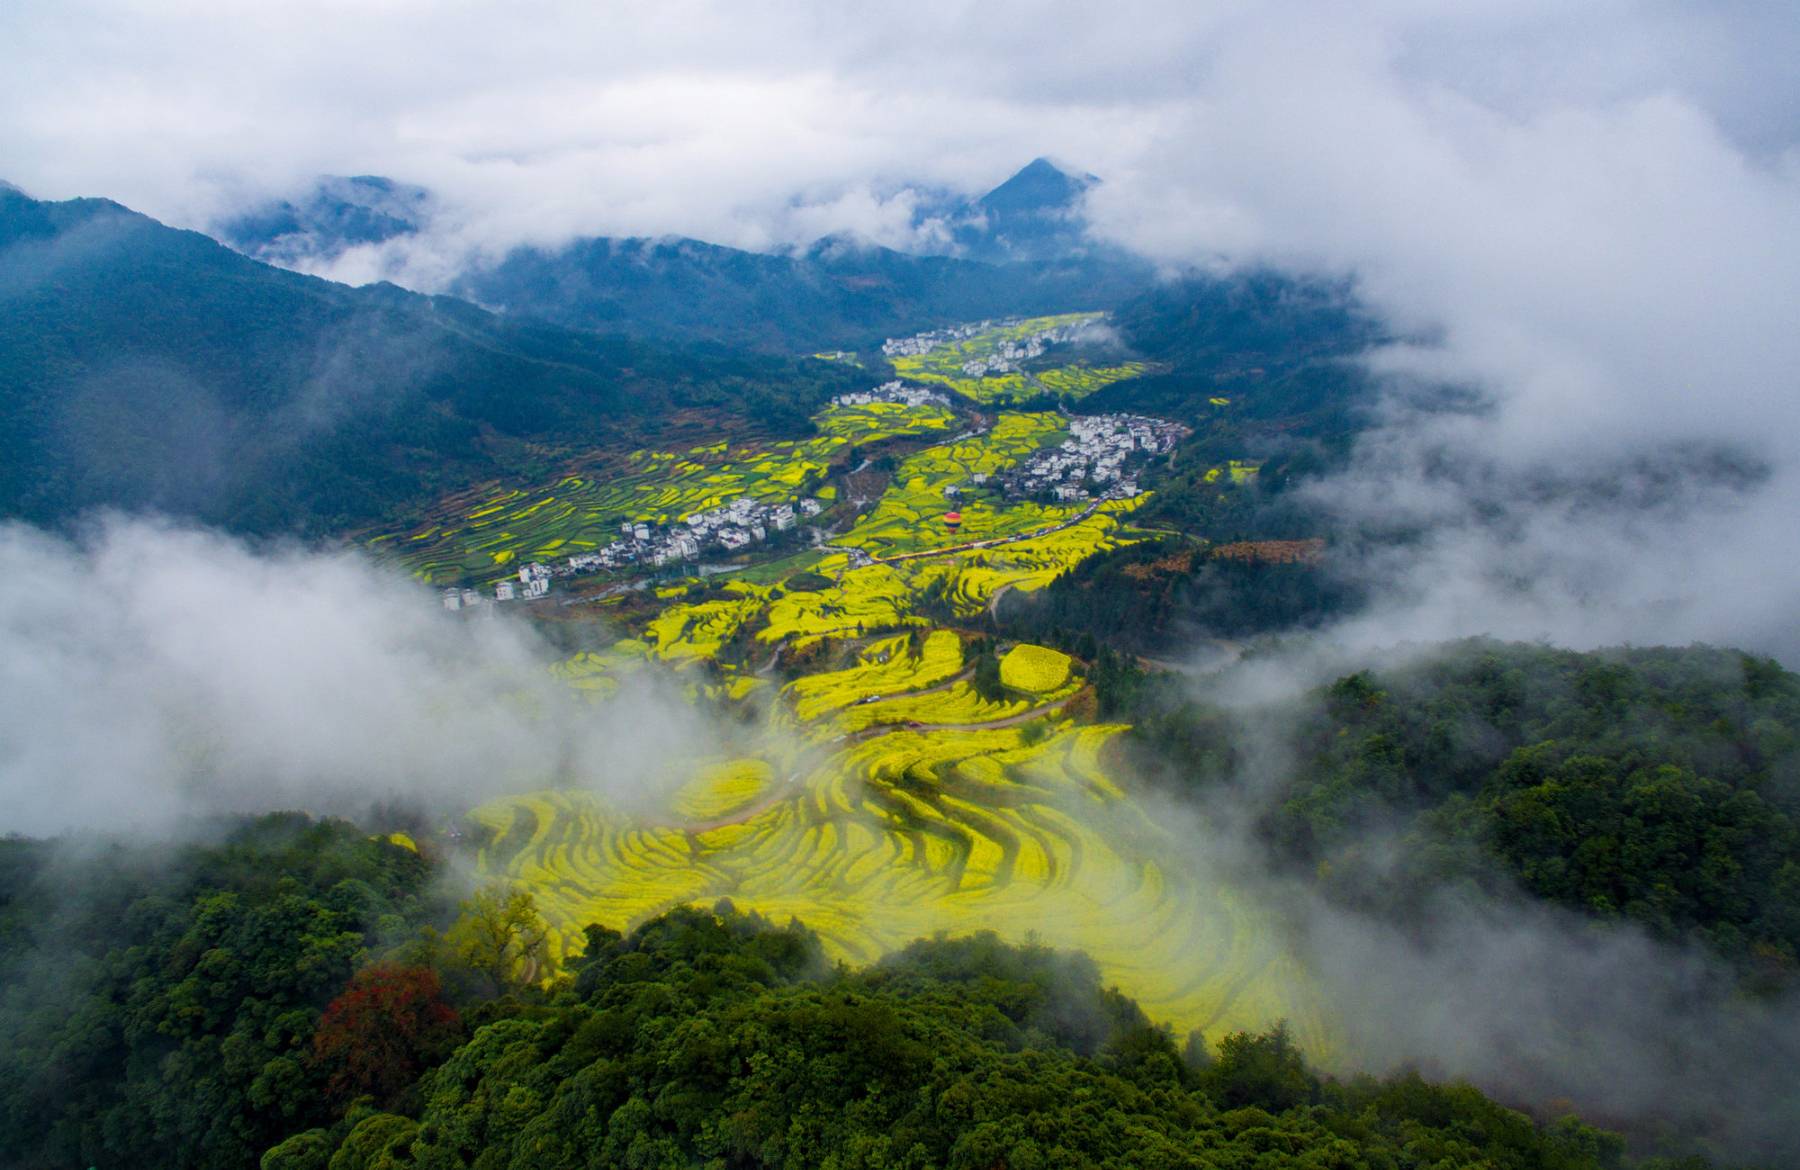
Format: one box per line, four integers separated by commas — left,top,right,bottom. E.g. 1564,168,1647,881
998,413,1189,502
599,493,823,567
881,321,994,358
953,321,1090,378
441,561,551,609
443,494,828,607
831,380,950,409
880,318,1095,377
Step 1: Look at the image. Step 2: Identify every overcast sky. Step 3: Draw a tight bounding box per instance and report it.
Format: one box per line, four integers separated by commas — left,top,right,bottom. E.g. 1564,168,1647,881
5,2,1793,252
5,0,1800,657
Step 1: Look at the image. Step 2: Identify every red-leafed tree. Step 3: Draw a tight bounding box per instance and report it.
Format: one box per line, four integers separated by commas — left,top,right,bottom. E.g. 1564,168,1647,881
310,964,463,1105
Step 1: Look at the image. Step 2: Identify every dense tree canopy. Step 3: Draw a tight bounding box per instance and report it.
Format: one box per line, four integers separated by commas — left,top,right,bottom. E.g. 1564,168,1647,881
265,903,1651,1170
0,815,436,1170
312,965,463,1108
1121,641,1800,979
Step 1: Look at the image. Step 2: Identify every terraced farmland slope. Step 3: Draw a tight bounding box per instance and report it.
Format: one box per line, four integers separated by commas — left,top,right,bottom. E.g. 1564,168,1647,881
885,312,1158,404
440,376,1323,1051
373,400,954,583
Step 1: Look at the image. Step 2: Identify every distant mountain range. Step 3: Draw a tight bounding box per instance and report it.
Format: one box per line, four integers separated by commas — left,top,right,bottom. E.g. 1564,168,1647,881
209,160,1148,352
0,176,1375,540
0,186,862,535
449,232,1149,353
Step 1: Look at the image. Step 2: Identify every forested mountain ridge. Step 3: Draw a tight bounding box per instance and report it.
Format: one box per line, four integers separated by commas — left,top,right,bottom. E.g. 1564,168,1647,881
0,187,864,535
0,817,1675,1170
206,161,1141,353
450,231,1152,353
214,174,432,268
948,155,1102,261
1116,639,1800,981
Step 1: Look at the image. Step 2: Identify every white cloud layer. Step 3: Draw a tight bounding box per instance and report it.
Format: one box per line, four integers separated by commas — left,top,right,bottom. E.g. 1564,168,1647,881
0,518,724,836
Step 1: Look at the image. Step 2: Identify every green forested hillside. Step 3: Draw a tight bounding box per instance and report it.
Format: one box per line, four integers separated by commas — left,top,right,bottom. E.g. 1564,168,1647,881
997,535,1364,651
451,233,1152,353
0,816,438,1170
0,819,1672,1170
0,188,862,535
993,273,1387,647
1091,270,1384,433
1120,641,1800,977
278,908,1640,1170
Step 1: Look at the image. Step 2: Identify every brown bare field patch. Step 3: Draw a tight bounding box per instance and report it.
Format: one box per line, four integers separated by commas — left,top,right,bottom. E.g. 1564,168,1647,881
1209,539,1325,566
1121,549,1195,580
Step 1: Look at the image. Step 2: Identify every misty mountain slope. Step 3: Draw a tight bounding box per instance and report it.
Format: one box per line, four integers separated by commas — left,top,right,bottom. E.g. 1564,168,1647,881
214,174,431,268
1127,640,1800,976
980,272,1389,648
0,187,863,535
0,827,1653,1170
1090,270,1386,425
205,160,1147,353
949,155,1101,262
453,231,1152,352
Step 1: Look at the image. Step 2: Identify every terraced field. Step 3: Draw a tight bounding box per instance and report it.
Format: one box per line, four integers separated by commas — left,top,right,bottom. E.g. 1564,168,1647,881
374,401,953,584
450,330,1317,1048
834,412,1077,557
887,313,1157,404
759,562,930,645
670,758,775,821
644,591,765,662
476,580,1321,1049
814,400,956,444
785,631,965,723
1027,362,1159,398
1204,459,1264,486
796,411,1152,617
1000,643,1072,692
473,693,1323,1046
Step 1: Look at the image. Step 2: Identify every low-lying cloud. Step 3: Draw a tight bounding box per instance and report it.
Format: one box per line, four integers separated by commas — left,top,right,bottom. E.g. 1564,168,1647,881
1072,7,1800,663
1297,885,1800,1162
0,517,719,836
1153,649,1800,1163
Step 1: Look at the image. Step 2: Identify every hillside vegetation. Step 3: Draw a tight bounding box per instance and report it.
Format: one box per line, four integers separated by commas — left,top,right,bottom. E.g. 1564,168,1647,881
452,234,1153,354
0,820,1676,1170
993,272,1388,646
1119,641,1800,980
0,188,862,535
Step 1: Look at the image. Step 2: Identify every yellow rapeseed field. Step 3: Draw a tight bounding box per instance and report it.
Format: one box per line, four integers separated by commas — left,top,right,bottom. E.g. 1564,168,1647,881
1000,643,1072,693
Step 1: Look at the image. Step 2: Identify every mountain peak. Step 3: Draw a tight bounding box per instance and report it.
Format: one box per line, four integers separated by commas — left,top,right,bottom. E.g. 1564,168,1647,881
944,158,1101,262
979,157,1097,218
